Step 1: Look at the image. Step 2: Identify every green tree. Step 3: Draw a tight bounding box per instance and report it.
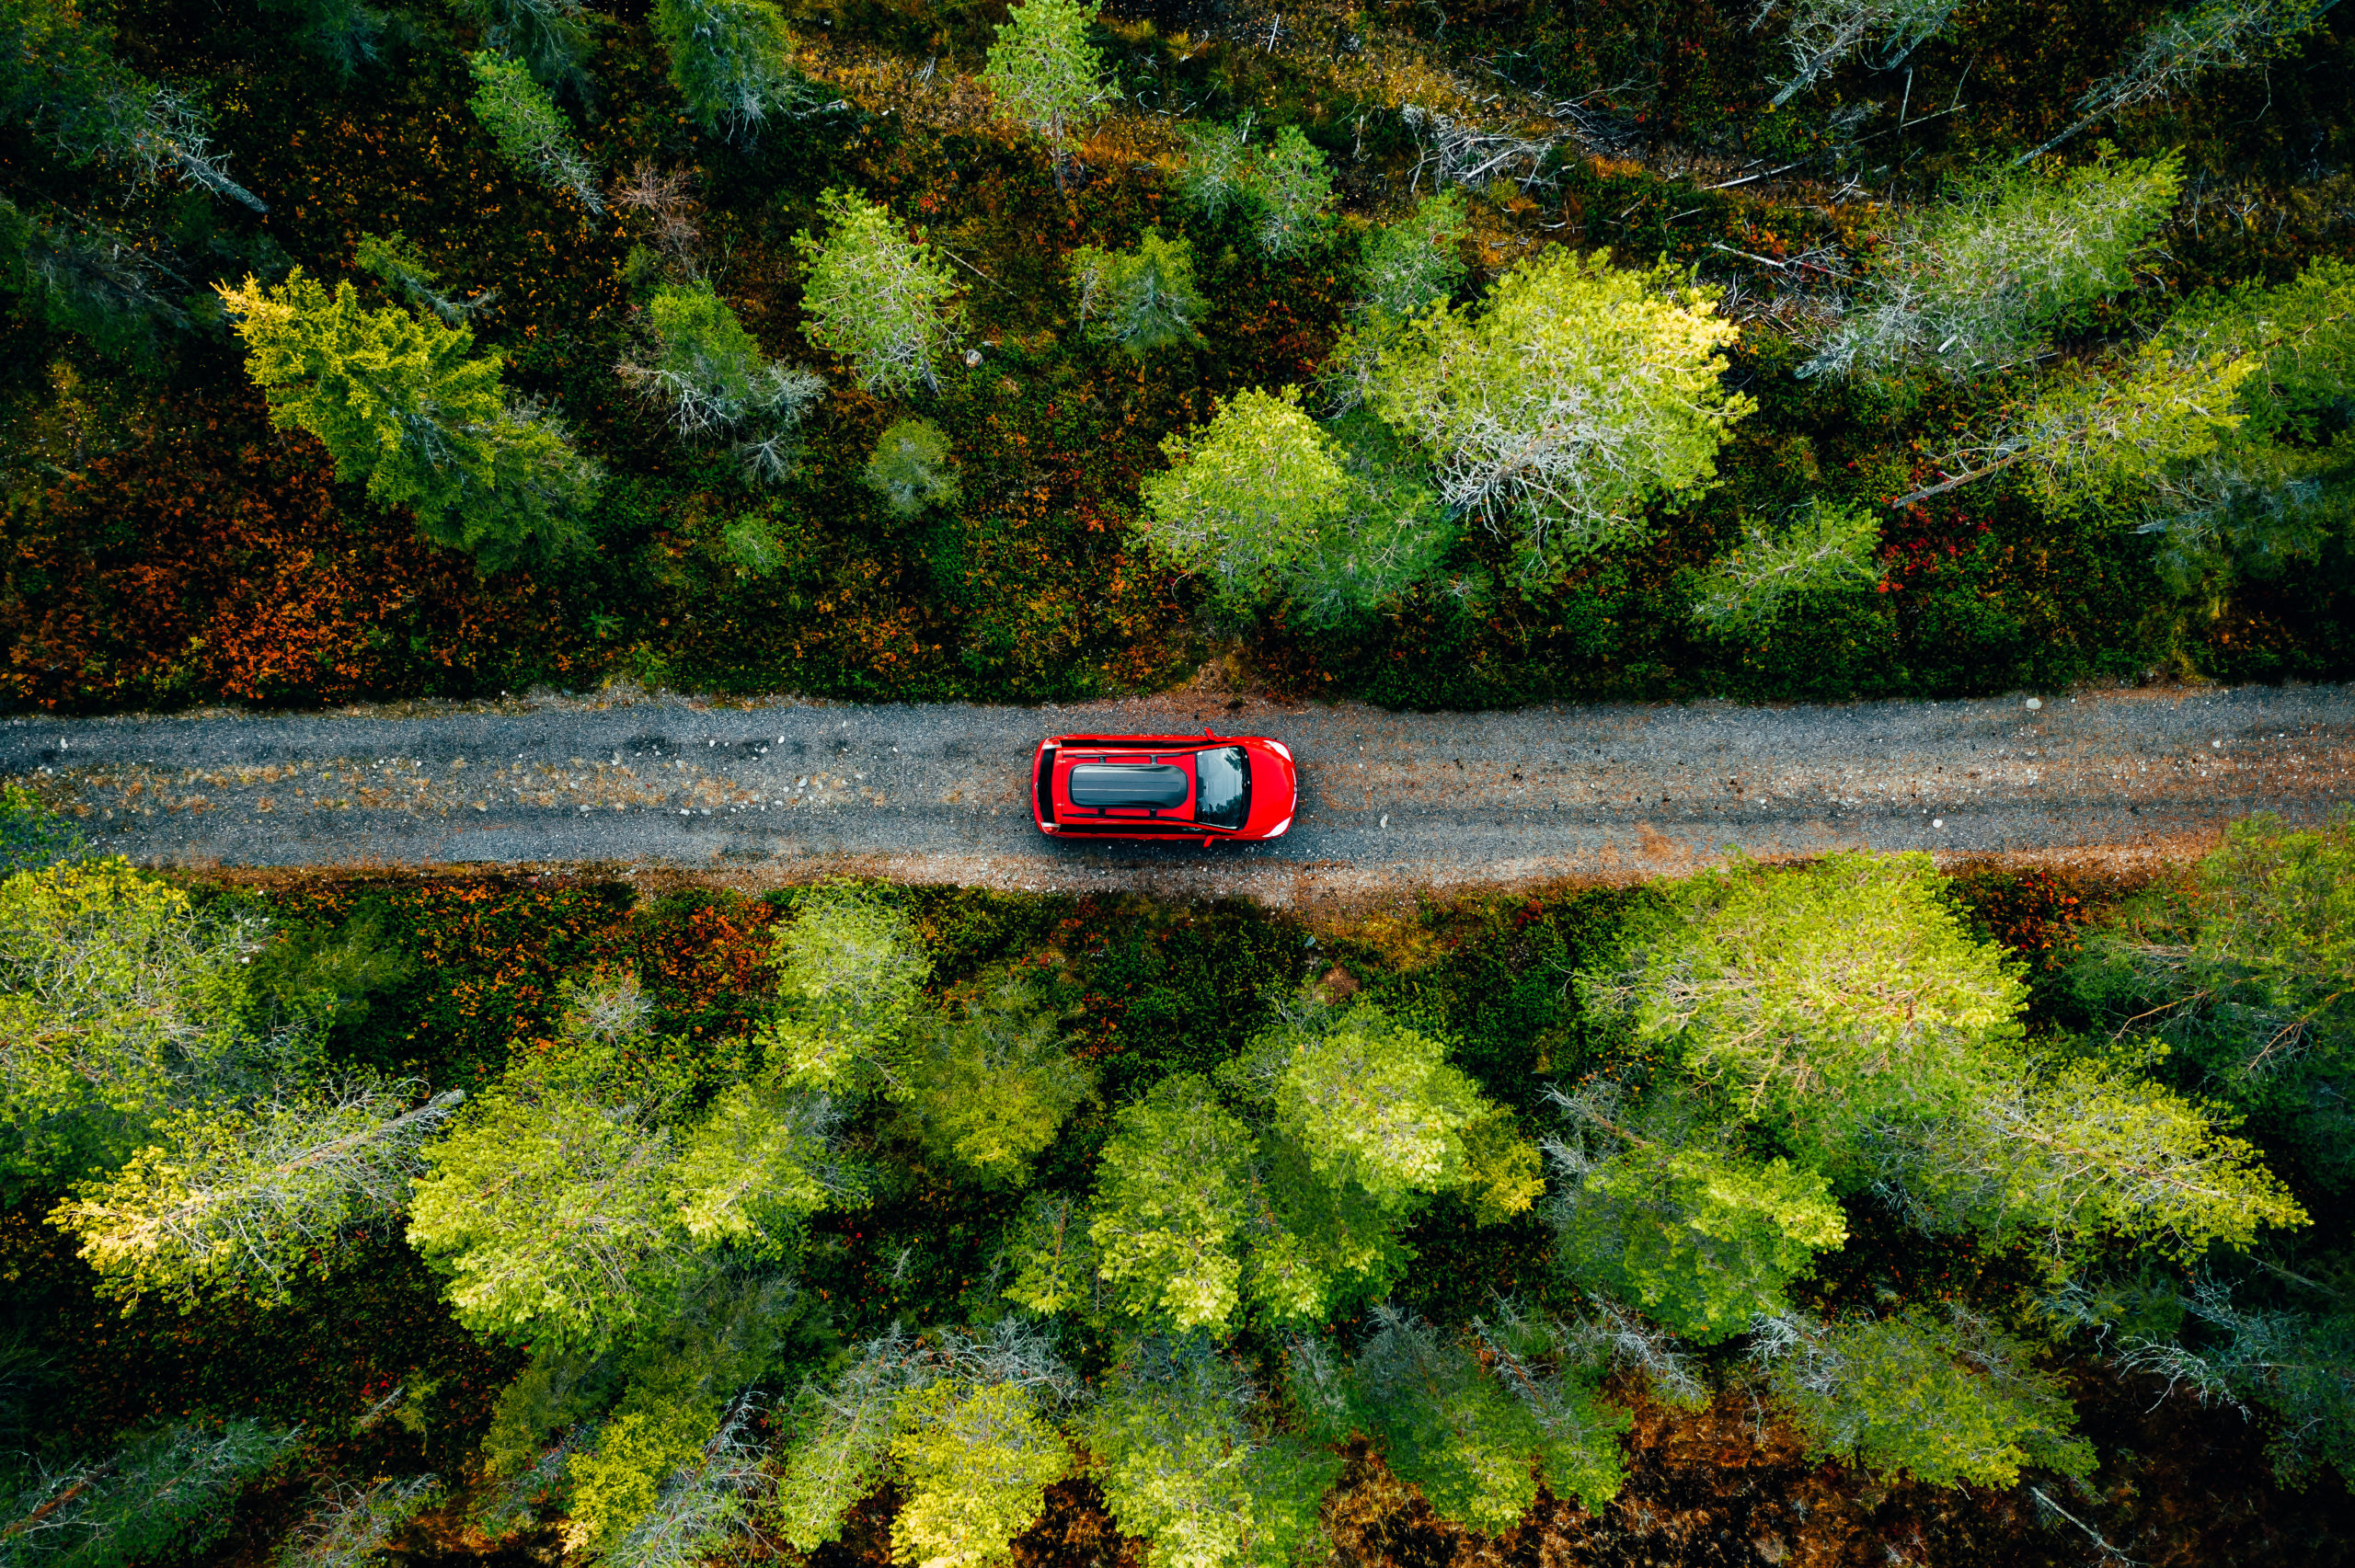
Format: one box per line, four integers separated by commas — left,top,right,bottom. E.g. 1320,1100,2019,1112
1766,0,1959,106
51,1082,466,1309
1078,1338,1340,1568
354,231,492,326
450,0,596,94
5,1421,297,1568
1072,230,1208,356
618,280,825,482
1172,117,1331,258
773,1322,1080,1559
890,1380,1071,1568
1687,498,1882,635
274,1476,441,1568
1266,1001,1487,1211
406,1042,687,1349
2116,1275,2355,1485
1252,125,1333,260
1858,1038,2305,1273
755,881,931,1097
792,189,961,395
1087,1073,1258,1333
1753,1307,2095,1487
1603,852,2027,1167
0,0,264,211
1545,1081,1848,1343
1352,190,1466,323
1805,153,2182,382
0,858,278,1189
1140,385,1352,605
465,51,603,213
650,0,816,142
2071,807,2355,1183
863,417,960,517
216,269,601,569
259,0,386,81
1362,249,1752,572
979,0,1109,189
1178,117,1258,223
900,966,1094,1186
0,199,193,364
1293,1308,1630,1529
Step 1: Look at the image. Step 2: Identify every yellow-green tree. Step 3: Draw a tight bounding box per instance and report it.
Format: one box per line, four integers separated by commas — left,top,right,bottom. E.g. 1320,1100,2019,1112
216,268,601,569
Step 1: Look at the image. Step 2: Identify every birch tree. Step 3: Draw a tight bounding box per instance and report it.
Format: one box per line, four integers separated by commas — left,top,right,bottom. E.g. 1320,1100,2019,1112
1087,1074,1258,1333
51,1082,467,1308
1803,154,2181,382
465,51,602,212
792,190,961,395
979,0,1109,189
1267,1001,1487,1212
900,966,1093,1187
1364,250,1752,572
1352,189,1466,324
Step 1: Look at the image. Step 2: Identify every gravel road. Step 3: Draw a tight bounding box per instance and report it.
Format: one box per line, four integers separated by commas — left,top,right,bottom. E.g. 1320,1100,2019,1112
6,683,2350,903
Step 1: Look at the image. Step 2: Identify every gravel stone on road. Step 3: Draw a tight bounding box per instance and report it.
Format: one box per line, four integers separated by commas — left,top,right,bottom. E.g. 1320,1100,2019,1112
6,683,2351,904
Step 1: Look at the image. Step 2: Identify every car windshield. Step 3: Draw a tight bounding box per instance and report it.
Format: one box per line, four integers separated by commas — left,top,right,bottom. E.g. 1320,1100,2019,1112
1193,746,1249,830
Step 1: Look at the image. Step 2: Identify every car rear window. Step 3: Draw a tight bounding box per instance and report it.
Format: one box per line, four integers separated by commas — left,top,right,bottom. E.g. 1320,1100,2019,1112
1193,746,1249,830
1068,762,1189,809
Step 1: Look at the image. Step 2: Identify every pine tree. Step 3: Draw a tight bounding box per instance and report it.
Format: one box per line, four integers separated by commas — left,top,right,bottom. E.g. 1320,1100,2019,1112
651,0,818,143
863,418,960,517
979,0,1109,189
617,280,825,483
755,881,931,1097
1804,154,2182,382
1752,1307,2095,1487
216,269,602,570
1362,249,1752,573
1072,230,1209,356
465,51,603,213
1253,126,1334,260
792,189,962,395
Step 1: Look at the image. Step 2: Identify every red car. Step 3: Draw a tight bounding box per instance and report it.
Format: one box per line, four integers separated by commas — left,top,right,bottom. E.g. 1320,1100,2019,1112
1031,731,1297,843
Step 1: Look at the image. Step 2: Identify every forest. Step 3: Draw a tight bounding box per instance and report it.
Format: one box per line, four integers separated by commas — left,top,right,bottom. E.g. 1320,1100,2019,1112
6,0,2355,1561
1,0,2352,711
2,784,2353,1566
